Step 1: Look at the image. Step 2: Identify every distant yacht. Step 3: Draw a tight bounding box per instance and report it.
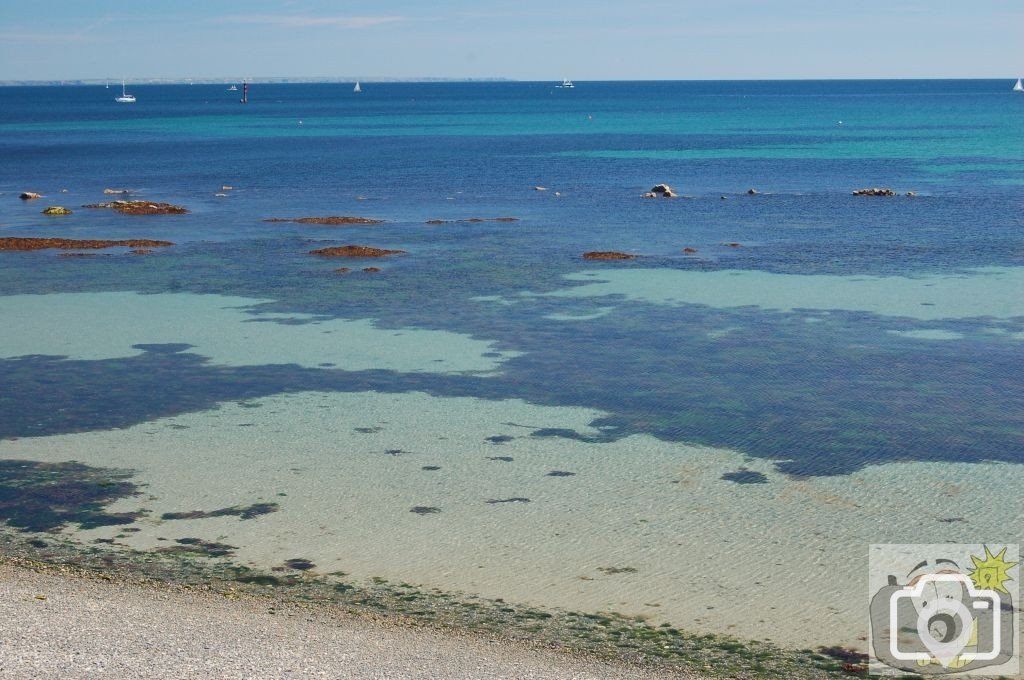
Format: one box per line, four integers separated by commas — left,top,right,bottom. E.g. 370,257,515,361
1014,78,1023,93
353,81,362,93
227,84,238,91
557,79,575,89
115,80,136,103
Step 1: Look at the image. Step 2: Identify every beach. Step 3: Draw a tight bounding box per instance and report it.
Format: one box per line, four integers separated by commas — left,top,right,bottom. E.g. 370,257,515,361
0,558,686,679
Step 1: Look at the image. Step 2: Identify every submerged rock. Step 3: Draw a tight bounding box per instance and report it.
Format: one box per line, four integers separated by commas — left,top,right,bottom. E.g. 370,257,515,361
682,247,699,254
264,216,384,225
851,187,896,196
423,217,519,224
309,245,406,257
0,237,174,251
41,206,72,215
582,251,636,260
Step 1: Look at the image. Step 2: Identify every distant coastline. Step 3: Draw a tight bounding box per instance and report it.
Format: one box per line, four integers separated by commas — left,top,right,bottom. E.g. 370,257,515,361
0,77,517,87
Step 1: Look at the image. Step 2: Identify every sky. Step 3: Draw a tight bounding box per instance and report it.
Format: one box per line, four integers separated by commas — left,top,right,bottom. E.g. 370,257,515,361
0,0,1021,81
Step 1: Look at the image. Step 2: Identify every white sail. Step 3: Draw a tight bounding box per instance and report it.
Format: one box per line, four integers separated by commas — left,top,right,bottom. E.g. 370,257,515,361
354,81,362,93
1014,78,1024,92
115,79,136,103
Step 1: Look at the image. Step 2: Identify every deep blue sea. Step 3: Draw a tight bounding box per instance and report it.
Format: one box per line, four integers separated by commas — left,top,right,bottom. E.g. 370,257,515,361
2,80,1021,475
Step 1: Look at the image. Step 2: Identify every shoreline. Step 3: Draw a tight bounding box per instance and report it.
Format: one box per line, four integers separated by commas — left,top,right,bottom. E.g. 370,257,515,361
0,557,670,680
0,532,854,678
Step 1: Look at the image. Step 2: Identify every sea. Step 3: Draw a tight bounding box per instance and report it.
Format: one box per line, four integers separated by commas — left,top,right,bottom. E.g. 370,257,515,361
0,80,1021,654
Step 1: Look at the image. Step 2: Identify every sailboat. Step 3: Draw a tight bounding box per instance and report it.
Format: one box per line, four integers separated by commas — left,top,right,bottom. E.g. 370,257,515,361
1014,78,1023,93
115,80,136,103
227,84,238,91
557,79,575,89
353,81,362,93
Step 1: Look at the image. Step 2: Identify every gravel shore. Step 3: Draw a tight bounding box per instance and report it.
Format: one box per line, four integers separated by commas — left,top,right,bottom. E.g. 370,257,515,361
0,561,696,679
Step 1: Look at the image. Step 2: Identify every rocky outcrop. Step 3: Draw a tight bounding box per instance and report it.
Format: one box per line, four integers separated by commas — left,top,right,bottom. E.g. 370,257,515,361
82,200,188,215
41,206,72,216
747,188,760,195
0,237,174,251
19,192,42,200
362,267,381,273
643,184,676,198
682,247,699,254
582,251,636,260
264,216,384,225
309,245,406,257
852,187,896,196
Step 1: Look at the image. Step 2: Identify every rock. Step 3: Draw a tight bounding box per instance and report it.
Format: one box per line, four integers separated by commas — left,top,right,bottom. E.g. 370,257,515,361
682,247,699,254
103,188,130,195
424,219,446,225
334,267,352,273
905,191,916,197
82,200,188,215
19,192,42,200
41,206,72,216
264,216,383,225
747,188,760,195
0,237,174,251
720,195,728,200
309,245,406,258
642,192,657,199
582,251,636,260
852,187,896,196
648,183,676,198
721,242,743,248
362,267,381,273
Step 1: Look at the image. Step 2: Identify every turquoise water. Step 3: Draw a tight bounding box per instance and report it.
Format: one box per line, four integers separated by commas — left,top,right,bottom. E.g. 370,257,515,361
0,80,1021,648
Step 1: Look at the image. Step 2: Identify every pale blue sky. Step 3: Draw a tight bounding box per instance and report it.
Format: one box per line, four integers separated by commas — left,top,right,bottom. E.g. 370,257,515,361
1,1,1020,81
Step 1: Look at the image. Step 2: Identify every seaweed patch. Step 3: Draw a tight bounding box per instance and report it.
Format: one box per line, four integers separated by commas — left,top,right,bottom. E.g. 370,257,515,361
0,459,142,532
157,537,237,557
720,469,769,485
161,502,279,521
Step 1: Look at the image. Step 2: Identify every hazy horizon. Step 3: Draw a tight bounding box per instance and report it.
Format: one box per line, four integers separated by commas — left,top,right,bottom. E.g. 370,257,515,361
1,1,1020,82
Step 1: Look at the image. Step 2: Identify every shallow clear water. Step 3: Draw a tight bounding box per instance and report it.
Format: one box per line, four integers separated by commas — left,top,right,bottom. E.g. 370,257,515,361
0,80,1021,648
